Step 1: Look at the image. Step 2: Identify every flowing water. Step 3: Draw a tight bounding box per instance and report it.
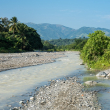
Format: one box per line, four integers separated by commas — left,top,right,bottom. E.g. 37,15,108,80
0,51,86,109
0,51,110,110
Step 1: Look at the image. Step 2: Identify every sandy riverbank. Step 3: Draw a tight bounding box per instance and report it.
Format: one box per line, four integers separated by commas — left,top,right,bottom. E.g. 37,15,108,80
0,52,66,72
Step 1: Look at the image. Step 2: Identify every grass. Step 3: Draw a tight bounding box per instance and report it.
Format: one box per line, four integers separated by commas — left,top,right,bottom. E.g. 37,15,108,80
95,83,110,87
83,76,98,81
83,83,110,88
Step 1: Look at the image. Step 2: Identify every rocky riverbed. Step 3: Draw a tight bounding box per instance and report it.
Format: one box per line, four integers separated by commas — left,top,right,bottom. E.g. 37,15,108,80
12,77,101,110
0,51,102,110
0,52,66,72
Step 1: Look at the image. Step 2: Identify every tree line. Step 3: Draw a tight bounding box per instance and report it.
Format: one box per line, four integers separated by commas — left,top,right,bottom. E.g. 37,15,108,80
42,37,88,52
0,17,43,52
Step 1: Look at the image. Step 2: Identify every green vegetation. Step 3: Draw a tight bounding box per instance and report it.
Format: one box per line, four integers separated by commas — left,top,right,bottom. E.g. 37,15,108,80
81,30,110,70
0,17,43,52
41,37,88,52
83,83,110,87
48,38,75,46
83,76,98,81
95,83,110,87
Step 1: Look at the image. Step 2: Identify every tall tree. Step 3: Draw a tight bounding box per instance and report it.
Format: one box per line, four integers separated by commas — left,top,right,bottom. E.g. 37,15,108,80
17,23,29,50
0,17,2,24
1,17,10,32
0,17,3,32
9,16,18,34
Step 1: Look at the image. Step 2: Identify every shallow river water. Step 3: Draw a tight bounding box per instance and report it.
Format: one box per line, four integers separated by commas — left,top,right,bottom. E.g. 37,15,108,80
0,51,110,110
0,51,86,109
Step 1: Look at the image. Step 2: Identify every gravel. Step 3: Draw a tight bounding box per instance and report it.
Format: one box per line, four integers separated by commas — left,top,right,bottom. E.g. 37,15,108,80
0,52,66,72
17,77,101,110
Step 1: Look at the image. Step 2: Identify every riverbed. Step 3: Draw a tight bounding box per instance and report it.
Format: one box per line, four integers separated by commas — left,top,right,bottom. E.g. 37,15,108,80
0,51,87,110
0,51,110,110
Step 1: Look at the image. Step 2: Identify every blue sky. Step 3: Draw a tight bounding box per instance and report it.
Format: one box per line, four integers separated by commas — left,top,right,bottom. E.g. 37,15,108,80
1,0,110,29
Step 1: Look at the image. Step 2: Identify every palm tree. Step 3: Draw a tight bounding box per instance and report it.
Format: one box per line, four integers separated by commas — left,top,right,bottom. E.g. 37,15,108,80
9,16,18,34
17,23,29,50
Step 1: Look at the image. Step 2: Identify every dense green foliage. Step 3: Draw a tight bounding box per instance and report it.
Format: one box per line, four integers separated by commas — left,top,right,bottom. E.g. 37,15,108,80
48,38,75,46
41,38,88,52
42,40,55,50
53,37,87,51
81,30,110,70
0,17,43,52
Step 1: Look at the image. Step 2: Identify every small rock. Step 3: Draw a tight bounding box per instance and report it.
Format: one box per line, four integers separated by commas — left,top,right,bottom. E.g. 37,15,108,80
36,54,39,57
107,73,110,77
30,97,34,101
80,63,84,65
96,72,107,78
12,107,18,110
40,101,46,105
19,100,24,105
85,81,98,86
7,105,12,107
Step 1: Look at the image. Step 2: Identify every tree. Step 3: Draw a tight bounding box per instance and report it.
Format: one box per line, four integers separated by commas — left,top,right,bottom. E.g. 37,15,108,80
16,23,43,50
17,23,29,50
0,17,2,24
0,18,3,32
9,16,18,34
81,30,110,62
0,17,10,32
42,41,54,50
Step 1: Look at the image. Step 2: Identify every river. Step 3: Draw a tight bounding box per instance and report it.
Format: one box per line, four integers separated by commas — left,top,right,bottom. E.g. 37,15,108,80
0,51,110,110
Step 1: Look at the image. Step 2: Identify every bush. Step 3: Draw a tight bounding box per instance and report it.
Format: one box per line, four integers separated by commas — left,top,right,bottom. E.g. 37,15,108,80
81,31,110,62
81,30,110,69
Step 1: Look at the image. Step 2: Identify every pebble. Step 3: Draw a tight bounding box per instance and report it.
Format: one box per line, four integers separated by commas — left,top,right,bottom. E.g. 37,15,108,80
30,97,34,101
18,77,101,110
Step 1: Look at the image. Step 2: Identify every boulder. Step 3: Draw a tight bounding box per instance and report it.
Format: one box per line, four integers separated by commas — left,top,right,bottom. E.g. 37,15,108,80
85,81,97,86
107,73,110,77
80,63,84,65
96,72,107,78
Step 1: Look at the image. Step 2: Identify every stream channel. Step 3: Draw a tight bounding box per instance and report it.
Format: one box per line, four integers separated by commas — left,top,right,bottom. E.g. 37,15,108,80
0,51,110,110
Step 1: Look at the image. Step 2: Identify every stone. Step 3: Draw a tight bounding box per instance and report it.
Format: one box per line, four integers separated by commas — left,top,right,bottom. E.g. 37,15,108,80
96,72,107,78
12,107,18,110
80,63,84,65
30,97,34,101
36,54,39,57
85,81,97,86
107,73,110,77
19,100,24,105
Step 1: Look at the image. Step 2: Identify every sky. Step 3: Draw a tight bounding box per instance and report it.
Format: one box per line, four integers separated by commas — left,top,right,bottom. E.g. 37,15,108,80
1,0,110,29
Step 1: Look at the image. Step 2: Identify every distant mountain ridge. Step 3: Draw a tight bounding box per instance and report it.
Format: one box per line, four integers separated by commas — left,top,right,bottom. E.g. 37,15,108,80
26,23,110,40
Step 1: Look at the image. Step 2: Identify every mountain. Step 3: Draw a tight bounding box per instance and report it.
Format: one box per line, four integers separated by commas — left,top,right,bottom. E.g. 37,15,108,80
26,23,110,40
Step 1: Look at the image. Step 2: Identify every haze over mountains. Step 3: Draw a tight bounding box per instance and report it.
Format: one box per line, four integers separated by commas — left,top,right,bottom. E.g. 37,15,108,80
26,23,110,40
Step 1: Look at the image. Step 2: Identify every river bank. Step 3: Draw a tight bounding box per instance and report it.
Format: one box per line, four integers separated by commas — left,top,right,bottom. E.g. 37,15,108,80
0,52,66,72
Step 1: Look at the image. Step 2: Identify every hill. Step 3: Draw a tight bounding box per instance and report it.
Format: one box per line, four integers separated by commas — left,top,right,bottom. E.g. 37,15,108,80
26,23,110,40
